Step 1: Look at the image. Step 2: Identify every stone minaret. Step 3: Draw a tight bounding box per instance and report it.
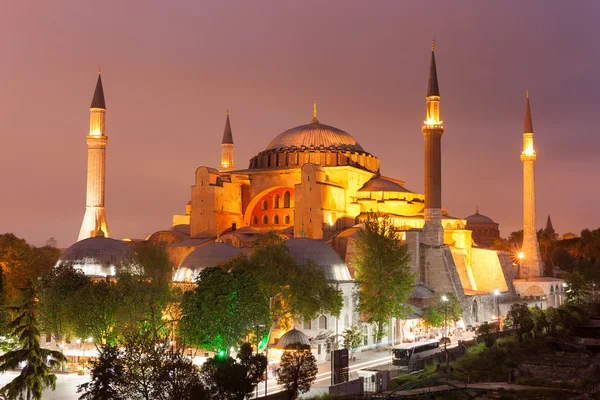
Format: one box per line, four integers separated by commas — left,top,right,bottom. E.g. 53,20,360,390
421,42,445,246
78,72,109,241
520,91,542,278
220,110,234,172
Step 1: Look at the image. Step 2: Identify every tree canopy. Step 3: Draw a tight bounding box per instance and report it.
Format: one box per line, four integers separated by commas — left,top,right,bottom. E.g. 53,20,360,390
354,213,414,341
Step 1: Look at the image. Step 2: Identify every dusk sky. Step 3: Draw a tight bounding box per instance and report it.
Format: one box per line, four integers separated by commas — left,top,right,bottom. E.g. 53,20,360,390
2,0,599,247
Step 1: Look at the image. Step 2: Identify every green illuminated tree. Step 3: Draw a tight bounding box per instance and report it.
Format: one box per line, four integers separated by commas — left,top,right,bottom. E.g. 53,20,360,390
564,271,590,305
179,262,269,353
354,213,414,342
276,344,318,399
0,280,67,400
71,279,120,345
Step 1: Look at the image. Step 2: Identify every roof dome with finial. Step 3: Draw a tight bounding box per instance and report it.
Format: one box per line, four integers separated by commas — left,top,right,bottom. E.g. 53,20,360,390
265,104,364,152
464,206,496,224
273,328,312,349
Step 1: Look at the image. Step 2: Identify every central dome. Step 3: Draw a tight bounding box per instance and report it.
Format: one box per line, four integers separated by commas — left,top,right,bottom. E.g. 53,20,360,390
266,123,364,152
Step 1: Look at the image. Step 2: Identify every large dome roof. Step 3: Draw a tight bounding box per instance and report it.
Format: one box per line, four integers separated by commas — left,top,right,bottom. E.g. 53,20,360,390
174,242,242,282
58,236,132,277
266,123,364,152
284,238,352,281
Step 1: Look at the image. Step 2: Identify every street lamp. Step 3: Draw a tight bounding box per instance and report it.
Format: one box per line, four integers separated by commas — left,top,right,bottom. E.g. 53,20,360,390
518,252,525,279
441,295,449,369
493,289,501,329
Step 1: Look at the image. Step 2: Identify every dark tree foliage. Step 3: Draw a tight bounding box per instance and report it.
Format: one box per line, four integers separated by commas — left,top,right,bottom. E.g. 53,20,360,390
0,280,67,400
77,344,125,400
276,344,318,399
200,343,266,400
564,270,591,305
179,263,269,353
507,303,534,341
354,213,414,341
0,233,60,303
80,332,204,400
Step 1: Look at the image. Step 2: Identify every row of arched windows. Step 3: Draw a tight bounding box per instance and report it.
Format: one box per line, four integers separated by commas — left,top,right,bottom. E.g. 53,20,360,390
262,191,292,211
252,215,291,225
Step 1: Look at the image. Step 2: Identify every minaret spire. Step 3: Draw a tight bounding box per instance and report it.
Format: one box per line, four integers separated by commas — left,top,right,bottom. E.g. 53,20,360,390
78,72,110,241
520,91,542,278
220,110,235,172
421,43,445,246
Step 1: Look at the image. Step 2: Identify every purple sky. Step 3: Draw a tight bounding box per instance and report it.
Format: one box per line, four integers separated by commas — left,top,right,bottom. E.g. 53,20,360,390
2,0,599,248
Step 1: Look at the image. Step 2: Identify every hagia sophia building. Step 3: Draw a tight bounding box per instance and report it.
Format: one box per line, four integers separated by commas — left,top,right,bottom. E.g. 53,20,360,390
57,45,564,354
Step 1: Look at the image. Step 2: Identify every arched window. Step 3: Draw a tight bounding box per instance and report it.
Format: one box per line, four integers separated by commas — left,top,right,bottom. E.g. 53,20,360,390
274,215,279,225
318,315,327,330
303,320,312,330
253,216,258,225
344,314,349,327
363,325,369,345
284,215,290,224
262,200,268,210
274,195,280,209
283,191,291,208
262,215,268,224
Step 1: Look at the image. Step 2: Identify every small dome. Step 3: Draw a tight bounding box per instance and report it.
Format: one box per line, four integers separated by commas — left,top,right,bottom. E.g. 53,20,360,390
284,238,352,281
358,176,412,193
274,328,311,349
465,212,495,224
174,242,242,282
58,236,132,277
265,123,364,152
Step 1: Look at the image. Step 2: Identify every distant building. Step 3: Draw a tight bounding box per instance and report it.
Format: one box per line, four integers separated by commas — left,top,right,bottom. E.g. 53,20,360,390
464,207,500,247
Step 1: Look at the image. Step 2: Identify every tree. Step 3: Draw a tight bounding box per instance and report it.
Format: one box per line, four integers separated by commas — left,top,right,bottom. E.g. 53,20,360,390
179,264,269,353
77,344,125,400
342,325,363,356
200,342,266,400
0,234,60,304
233,233,342,345
354,213,414,341
564,271,590,305
422,307,443,328
276,344,318,399
507,303,534,341
0,280,67,400
70,279,120,345
530,306,548,337
38,264,90,343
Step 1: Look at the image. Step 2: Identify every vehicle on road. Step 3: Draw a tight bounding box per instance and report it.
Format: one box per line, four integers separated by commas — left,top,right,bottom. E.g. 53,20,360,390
391,339,440,366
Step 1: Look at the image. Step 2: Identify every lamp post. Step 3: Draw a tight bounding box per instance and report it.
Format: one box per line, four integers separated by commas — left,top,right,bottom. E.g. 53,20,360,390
441,295,449,368
493,289,501,329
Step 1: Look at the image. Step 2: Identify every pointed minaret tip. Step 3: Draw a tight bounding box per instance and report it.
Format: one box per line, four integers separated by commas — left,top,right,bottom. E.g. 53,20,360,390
90,73,106,109
222,110,234,144
524,91,533,133
310,103,319,124
427,44,440,97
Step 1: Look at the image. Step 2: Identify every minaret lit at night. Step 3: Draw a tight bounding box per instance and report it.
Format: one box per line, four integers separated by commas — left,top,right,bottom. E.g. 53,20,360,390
220,110,235,172
520,91,542,278
78,71,109,241
421,40,445,246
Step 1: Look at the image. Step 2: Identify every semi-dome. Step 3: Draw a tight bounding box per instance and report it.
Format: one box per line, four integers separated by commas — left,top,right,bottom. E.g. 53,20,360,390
274,328,311,349
57,236,132,277
174,241,242,282
266,123,364,152
284,238,352,281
